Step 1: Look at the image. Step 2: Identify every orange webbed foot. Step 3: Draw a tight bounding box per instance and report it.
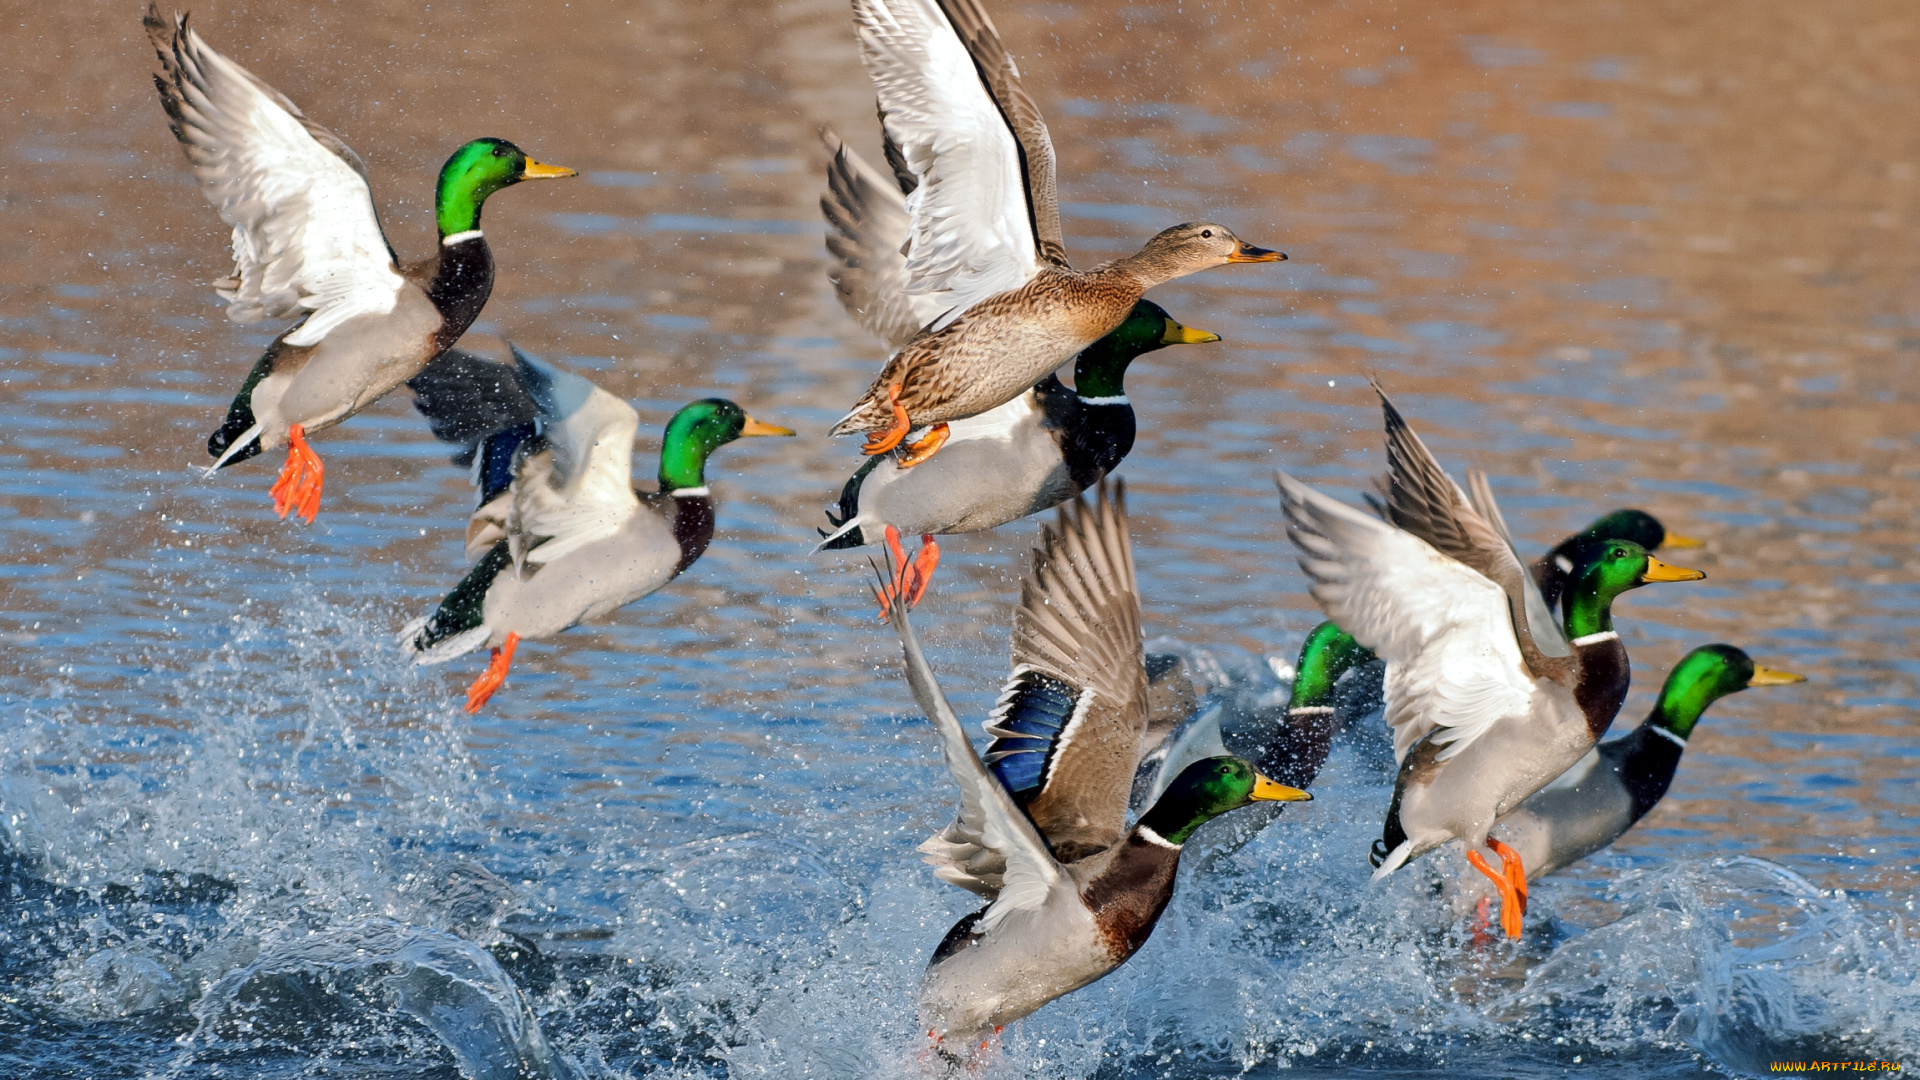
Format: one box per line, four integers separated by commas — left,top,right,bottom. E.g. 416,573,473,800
1486,836,1529,917
465,632,519,713
268,424,326,524
873,526,940,622
1466,847,1524,941
860,383,912,456
895,422,950,468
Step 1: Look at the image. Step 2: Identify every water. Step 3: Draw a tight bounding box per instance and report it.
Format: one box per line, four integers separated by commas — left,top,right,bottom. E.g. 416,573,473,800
2,0,1916,1075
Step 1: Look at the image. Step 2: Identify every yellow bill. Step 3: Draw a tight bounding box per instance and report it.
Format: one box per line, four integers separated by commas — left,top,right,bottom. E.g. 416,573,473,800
1642,555,1706,582
1662,532,1705,548
520,158,578,180
1749,664,1808,686
1162,319,1221,345
1250,775,1312,803
740,416,796,437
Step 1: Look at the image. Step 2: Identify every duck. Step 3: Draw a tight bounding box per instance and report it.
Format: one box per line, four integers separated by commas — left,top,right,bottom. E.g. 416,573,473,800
875,479,1308,1052
145,5,574,523
1275,385,1706,939
1462,645,1804,892
1131,621,1377,811
827,0,1282,472
1535,508,1702,611
399,346,792,711
815,135,1220,614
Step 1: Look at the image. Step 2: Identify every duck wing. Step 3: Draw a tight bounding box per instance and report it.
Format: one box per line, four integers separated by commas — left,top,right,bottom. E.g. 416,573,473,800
145,6,403,348
1464,467,1572,658
503,347,641,572
819,128,949,350
931,0,1066,268
406,349,540,462
879,558,1066,932
850,0,1057,331
985,478,1147,860
1371,382,1572,666
406,349,543,557
1277,472,1539,765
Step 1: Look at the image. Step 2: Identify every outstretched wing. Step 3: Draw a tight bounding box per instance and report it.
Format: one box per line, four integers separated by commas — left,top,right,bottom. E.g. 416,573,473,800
984,479,1147,859
1464,468,1572,658
1371,381,1571,664
1277,472,1539,763
504,347,641,570
819,128,950,350
145,6,403,348
850,0,1059,330
880,560,1066,933
932,0,1066,267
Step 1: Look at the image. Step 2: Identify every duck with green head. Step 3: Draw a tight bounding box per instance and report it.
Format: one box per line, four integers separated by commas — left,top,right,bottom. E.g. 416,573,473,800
879,480,1307,1054
1535,508,1703,611
147,6,575,523
1131,622,1378,813
816,135,1219,617
1474,644,1804,889
1277,385,1706,940
401,346,792,712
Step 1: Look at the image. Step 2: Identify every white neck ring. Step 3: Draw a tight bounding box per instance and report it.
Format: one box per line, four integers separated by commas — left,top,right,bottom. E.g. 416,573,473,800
1650,724,1689,749
1136,824,1181,850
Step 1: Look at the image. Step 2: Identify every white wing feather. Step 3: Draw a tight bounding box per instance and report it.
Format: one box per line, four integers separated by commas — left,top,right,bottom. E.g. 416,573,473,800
850,0,1040,328
1277,472,1539,763
884,572,1064,932
505,348,641,569
152,13,402,346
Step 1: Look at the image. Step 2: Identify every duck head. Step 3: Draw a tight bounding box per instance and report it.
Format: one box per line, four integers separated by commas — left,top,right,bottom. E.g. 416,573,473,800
658,398,794,493
435,138,575,239
1574,508,1702,552
1122,222,1285,286
1562,540,1705,639
1072,299,1220,399
1136,756,1308,846
1652,644,1805,741
1287,621,1375,711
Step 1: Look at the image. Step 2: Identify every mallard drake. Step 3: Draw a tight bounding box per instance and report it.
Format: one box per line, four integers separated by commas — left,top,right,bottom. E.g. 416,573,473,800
815,135,1219,613
1535,509,1702,611
1477,645,1803,886
827,0,1282,469
1131,622,1377,810
146,6,574,523
875,479,1307,1051
400,346,792,711
1276,387,1706,939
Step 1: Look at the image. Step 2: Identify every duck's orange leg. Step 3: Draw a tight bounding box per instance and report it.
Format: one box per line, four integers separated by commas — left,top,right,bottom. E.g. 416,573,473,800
874,526,941,622
896,422,950,469
1487,837,1529,916
267,424,326,524
860,383,912,456
465,632,519,713
1466,848,1524,941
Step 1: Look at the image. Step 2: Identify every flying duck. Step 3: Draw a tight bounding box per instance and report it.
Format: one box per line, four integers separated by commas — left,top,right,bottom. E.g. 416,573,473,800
400,346,791,711
827,0,1281,470
146,5,573,522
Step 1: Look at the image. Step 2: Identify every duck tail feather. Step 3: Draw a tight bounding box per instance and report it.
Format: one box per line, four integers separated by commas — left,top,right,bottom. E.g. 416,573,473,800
1370,839,1415,881
813,514,867,553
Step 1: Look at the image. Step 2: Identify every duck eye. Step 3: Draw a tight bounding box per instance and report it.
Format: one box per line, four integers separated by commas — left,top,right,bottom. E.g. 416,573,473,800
1200,229,1213,238
492,146,509,158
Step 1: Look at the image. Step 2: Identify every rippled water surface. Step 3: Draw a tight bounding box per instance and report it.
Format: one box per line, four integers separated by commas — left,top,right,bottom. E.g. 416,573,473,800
2,0,1917,1075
